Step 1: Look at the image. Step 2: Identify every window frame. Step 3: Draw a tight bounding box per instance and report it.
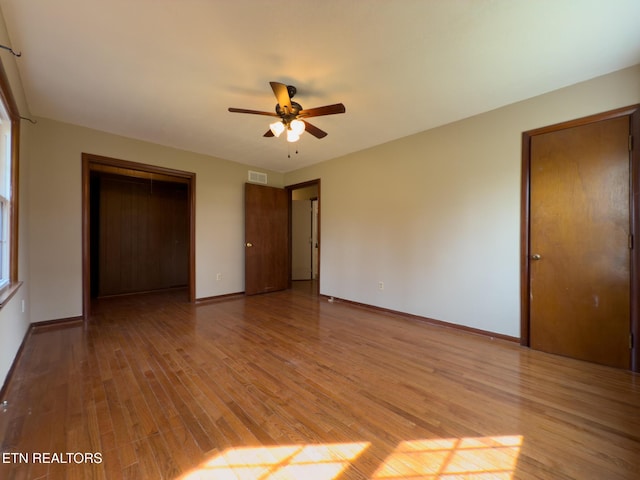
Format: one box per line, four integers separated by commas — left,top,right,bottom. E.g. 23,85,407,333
0,57,21,307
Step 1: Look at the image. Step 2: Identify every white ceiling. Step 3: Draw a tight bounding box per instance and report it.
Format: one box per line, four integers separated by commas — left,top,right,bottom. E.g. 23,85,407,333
0,1,639,173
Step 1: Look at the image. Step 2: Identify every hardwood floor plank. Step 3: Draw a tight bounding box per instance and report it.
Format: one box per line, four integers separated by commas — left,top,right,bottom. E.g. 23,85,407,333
102,378,136,449
1,284,639,479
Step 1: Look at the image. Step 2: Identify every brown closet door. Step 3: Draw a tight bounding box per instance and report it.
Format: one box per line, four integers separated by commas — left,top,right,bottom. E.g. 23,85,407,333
99,175,188,296
529,116,631,369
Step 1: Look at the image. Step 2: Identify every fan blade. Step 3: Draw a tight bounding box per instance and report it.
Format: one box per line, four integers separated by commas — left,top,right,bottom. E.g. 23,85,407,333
270,82,293,113
263,130,274,137
298,103,346,118
228,107,278,117
302,120,328,139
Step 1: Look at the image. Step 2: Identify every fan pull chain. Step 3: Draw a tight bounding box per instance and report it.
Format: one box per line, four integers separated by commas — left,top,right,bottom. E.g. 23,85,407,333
287,146,300,159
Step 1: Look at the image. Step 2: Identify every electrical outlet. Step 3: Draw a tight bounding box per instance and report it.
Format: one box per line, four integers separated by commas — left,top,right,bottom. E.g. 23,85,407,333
378,281,384,290
216,273,222,281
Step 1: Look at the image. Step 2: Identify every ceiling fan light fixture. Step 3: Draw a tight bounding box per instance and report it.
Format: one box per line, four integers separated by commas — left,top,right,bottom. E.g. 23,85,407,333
290,119,305,135
269,120,285,137
286,129,300,143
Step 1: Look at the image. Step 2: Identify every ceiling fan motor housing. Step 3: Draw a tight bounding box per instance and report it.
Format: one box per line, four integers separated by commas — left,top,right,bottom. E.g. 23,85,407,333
275,101,302,117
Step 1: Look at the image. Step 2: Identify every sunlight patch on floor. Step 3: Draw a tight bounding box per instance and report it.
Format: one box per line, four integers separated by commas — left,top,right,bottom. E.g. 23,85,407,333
372,435,523,479
177,435,522,479
178,441,369,480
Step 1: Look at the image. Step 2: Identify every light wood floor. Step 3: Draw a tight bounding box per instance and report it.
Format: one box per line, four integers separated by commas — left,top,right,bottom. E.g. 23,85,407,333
1,282,639,479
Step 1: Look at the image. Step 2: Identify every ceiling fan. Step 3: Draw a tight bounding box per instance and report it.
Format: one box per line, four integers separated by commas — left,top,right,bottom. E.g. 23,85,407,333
228,81,346,142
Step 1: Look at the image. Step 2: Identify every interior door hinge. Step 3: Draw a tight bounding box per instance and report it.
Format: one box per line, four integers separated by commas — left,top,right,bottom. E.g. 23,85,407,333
629,234,634,250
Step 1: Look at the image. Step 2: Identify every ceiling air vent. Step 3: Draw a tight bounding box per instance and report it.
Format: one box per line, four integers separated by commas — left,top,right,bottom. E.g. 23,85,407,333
248,170,268,184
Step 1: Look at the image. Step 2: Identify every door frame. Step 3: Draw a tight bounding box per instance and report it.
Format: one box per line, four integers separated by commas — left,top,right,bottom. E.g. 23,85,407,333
520,104,640,371
81,153,196,319
286,179,321,294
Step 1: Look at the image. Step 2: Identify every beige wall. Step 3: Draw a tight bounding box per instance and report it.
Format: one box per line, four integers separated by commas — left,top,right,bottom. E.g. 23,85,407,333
28,118,284,322
285,65,640,337
292,185,318,201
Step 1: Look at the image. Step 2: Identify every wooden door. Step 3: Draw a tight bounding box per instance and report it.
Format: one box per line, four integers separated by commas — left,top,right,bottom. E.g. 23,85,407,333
529,116,631,369
312,198,319,279
291,199,312,280
245,183,289,295
98,174,189,296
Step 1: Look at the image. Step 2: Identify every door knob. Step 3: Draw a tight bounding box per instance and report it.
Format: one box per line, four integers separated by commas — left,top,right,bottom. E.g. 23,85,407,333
246,242,253,247
531,254,541,260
